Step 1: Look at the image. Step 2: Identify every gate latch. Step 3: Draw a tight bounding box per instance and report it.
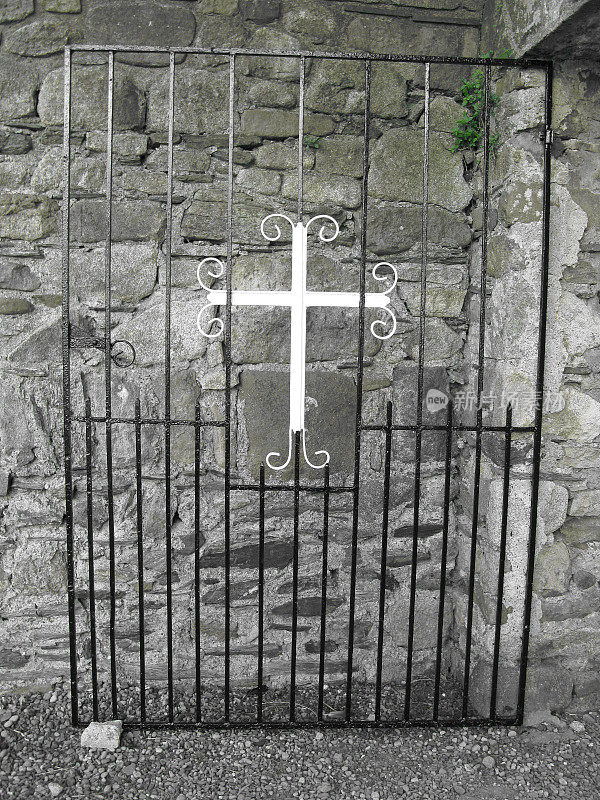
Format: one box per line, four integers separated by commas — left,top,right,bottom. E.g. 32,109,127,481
69,323,136,368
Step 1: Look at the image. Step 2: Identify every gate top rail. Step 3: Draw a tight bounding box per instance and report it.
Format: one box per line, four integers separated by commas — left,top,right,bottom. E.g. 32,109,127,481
66,44,551,69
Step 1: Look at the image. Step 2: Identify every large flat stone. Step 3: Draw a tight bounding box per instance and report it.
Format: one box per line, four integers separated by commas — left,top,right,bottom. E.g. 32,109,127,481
0,0,33,23
70,200,164,243
38,68,146,131
0,194,57,241
239,369,357,478
70,243,158,303
147,69,229,134
87,2,196,66
240,109,335,139
199,540,293,569
367,203,471,256
369,129,472,212
4,19,81,56
0,58,37,120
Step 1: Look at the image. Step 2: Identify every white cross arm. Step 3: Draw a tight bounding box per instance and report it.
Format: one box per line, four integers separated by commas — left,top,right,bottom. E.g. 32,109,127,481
206,289,391,309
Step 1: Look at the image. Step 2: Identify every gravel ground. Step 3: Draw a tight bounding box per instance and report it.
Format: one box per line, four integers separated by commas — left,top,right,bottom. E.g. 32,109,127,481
2,682,600,799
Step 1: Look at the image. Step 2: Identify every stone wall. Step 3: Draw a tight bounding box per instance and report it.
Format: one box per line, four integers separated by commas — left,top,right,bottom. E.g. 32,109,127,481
0,0,486,700
2,0,599,722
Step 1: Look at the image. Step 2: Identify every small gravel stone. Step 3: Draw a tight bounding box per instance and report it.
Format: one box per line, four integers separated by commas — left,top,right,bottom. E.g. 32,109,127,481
48,783,63,797
482,755,495,768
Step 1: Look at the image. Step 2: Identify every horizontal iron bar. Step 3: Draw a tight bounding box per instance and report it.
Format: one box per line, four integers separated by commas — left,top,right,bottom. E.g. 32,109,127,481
230,482,354,493
364,423,535,433
76,716,520,730
72,416,533,433
72,415,225,427
67,44,551,69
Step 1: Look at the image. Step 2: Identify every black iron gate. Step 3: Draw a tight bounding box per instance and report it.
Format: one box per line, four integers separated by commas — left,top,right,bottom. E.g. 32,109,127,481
62,45,553,728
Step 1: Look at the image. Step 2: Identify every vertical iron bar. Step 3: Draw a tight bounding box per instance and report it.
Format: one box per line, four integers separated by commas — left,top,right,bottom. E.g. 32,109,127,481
298,56,305,222
290,431,301,722
374,401,393,721
164,51,175,724
104,50,117,720
462,63,491,719
257,464,265,724
490,403,512,720
518,62,553,724
224,53,235,723
433,398,453,721
194,399,202,722
61,45,78,727
346,57,371,722
134,399,146,724
405,61,430,721
317,464,330,722
85,398,99,721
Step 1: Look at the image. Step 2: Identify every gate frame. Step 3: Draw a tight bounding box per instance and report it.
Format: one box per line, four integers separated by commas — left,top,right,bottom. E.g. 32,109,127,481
61,45,553,729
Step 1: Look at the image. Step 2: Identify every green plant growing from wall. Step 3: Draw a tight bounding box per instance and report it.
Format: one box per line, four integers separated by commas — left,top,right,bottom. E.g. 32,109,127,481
451,50,512,155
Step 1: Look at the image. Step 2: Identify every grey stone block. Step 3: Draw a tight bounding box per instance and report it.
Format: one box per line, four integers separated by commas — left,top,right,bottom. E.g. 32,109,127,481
38,68,146,131
70,200,164,243
80,720,122,751
86,2,196,67
0,0,34,24
4,19,81,57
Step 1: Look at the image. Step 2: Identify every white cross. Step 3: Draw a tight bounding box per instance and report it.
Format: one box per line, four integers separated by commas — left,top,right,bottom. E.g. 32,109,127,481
197,213,397,470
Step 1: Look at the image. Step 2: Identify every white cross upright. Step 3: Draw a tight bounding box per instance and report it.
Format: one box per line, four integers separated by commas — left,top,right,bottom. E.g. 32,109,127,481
197,213,397,470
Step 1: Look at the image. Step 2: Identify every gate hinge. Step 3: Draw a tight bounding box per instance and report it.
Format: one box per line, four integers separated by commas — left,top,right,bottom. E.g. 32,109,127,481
544,128,554,146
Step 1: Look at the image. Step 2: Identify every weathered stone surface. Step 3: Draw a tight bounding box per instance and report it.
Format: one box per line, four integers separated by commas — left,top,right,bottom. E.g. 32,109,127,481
313,136,364,178
0,298,33,315
198,0,238,13
468,660,519,718
70,200,164,243
147,69,228,134
558,291,600,356
543,589,600,622
369,129,472,212
498,179,543,227
145,147,210,180
38,68,146,131
8,319,61,365
4,19,80,56
418,95,464,134
282,1,337,43
371,63,410,119
241,109,335,139
0,0,33,23
393,363,451,431
86,132,148,161
394,523,442,539
254,141,315,170
200,540,293,569
0,59,37,121
242,29,302,81
181,200,272,244
0,263,40,291
281,172,361,209
45,0,80,11
81,720,122,751
533,541,571,597
247,79,297,109
305,638,337,654
0,131,32,155
239,369,357,477
86,2,196,66
237,167,281,196
272,597,344,617
401,282,466,318
70,243,158,303
203,580,258,605
32,151,106,196
559,516,600,546
304,60,363,115
0,194,57,241
0,649,29,668
241,0,280,22
368,203,471,255
543,387,600,442
113,297,207,366
571,489,600,517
